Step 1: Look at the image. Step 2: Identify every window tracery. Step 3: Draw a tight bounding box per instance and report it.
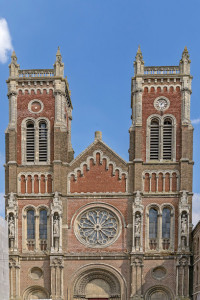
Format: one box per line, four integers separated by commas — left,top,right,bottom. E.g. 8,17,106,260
74,208,120,248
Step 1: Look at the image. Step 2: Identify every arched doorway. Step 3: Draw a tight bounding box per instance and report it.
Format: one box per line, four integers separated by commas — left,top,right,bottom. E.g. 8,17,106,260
73,267,123,299
145,286,172,300
85,279,110,299
23,286,49,300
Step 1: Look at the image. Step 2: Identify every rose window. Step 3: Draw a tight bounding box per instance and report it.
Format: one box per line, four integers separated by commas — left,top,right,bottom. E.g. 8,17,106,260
75,208,120,247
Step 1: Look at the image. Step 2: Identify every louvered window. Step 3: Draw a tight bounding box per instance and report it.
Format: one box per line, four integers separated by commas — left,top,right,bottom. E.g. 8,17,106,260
150,119,159,160
26,123,35,162
163,119,172,160
39,122,48,162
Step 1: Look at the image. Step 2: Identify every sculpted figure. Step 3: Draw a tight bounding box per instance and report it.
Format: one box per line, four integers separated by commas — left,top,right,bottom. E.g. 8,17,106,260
181,213,187,235
135,213,141,236
9,216,15,237
53,215,59,236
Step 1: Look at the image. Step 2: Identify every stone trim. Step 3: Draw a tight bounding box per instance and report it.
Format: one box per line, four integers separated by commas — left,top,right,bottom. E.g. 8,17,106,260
68,149,128,193
145,203,175,253
22,204,50,253
146,113,176,162
69,263,127,300
142,169,180,193
143,84,181,92
18,171,53,195
73,206,122,249
70,202,126,230
28,99,44,114
21,117,50,165
18,87,54,95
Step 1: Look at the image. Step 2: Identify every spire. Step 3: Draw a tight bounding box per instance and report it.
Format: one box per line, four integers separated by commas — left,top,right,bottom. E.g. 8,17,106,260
54,47,64,77
56,46,62,61
9,50,19,78
179,46,191,75
134,45,144,75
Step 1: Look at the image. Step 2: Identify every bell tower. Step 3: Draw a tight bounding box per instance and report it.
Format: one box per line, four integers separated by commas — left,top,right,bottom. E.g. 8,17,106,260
129,47,193,299
5,48,74,299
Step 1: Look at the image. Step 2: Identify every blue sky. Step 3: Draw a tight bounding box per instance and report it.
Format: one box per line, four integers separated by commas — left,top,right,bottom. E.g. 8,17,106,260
0,0,200,223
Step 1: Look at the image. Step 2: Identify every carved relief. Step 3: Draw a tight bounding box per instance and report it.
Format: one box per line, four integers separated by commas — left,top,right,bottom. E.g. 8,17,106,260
51,192,63,253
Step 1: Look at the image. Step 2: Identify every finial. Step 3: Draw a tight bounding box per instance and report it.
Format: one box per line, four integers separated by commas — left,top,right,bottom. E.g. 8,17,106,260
11,51,17,63
56,46,61,56
183,46,188,53
179,46,191,75
137,45,142,54
134,45,144,75
11,50,16,58
54,46,64,76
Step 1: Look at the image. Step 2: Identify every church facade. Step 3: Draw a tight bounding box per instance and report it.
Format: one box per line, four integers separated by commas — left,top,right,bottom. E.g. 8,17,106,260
5,47,193,300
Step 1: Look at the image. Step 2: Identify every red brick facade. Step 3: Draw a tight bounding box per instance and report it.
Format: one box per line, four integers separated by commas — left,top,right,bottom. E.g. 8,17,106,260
5,47,193,300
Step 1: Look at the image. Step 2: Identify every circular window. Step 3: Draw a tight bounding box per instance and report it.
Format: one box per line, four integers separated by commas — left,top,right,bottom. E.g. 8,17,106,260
154,97,170,111
74,208,121,248
29,267,43,280
28,99,44,114
152,266,167,280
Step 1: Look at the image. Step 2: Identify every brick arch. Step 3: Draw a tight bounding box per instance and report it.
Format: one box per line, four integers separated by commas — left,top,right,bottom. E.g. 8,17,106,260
71,264,127,300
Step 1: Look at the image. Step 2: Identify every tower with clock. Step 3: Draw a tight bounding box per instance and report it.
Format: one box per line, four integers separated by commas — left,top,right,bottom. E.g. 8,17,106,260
5,47,193,300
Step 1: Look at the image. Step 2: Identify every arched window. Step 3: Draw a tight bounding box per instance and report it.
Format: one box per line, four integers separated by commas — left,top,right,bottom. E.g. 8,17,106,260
26,122,35,162
150,119,159,160
39,209,47,240
163,118,172,160
162,208,171,238
22,118,50,164
147,114,176,162
149,208,158,239
39,122,48,162
27,210,35,239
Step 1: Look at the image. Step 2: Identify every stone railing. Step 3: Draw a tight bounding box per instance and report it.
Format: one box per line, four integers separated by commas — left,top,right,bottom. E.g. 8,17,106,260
144,66,180,75
19,69,54,78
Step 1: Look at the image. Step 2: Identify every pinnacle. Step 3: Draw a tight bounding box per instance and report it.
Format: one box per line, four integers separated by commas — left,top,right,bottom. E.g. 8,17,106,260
137,45,142,54
56,46,61,56
183,46,188,53
11,50,16,58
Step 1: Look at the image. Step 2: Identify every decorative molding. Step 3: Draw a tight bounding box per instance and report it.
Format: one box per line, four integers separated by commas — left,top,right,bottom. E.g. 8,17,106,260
146,113,177,162
21,117,51,165
68,149,128,193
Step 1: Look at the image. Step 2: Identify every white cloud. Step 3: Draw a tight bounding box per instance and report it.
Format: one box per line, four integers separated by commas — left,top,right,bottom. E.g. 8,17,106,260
0,193,5,218
191,118,200,125
193,193,200,227
0,18,13,63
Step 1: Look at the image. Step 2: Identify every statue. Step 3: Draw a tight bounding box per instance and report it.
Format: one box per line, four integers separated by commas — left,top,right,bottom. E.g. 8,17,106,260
8,192,15,207
53,215,59,236
181,213,187,235
181,191,188,204
8,216,15,237
135,213,141,236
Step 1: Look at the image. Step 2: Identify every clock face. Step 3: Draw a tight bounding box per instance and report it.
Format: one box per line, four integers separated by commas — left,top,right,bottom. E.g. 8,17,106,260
154,98,170,111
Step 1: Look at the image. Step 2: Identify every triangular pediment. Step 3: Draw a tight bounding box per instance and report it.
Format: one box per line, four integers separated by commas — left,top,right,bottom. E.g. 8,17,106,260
68,140,128,194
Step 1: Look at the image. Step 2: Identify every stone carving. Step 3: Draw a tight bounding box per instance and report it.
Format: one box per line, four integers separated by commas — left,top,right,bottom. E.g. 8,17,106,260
51,192,63,252
53,215,60,237
135,213,141,236
75,208,119,247
8,216,15,237
181,190,188,204
181,213,188,235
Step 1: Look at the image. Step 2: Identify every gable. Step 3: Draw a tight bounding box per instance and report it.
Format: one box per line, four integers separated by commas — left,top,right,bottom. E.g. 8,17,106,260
68,149,128,194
